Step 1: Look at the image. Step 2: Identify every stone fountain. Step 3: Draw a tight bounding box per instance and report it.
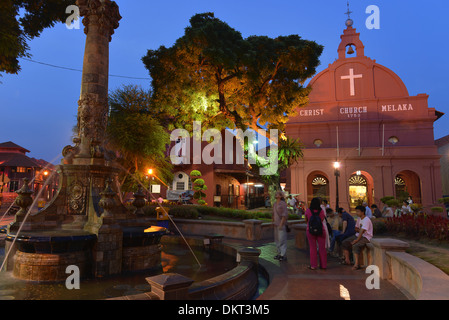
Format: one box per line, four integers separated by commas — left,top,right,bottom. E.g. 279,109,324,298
4,0,166,281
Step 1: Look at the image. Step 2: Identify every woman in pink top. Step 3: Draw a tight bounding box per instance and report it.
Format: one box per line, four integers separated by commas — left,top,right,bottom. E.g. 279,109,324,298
304,197,327,270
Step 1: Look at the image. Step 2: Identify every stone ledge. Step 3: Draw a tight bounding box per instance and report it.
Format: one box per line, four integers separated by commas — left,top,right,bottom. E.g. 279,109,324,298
387,251,449,300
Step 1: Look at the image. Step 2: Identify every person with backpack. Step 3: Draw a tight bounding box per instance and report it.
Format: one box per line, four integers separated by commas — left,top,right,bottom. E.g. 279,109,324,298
305,197,327,270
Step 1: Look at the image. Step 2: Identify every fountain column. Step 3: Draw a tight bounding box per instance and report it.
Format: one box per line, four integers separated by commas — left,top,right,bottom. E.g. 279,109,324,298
74,0,121,162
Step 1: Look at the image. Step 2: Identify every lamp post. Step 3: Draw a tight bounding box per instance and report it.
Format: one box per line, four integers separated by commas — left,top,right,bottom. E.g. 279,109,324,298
147,168,154,201
334,162,341,210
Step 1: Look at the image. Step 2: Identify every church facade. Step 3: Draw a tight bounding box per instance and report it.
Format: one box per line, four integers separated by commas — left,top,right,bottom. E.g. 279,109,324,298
285,21,444,212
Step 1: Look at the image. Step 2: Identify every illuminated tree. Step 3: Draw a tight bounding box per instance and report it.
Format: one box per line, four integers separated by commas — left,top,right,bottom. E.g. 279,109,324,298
142,12,323,138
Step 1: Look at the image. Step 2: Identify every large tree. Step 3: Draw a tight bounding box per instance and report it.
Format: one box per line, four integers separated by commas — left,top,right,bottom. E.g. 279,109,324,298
0,0,73,75
106,85,173,194
142,12,323,138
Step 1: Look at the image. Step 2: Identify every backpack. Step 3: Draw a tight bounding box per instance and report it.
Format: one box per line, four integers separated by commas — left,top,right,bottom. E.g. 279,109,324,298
308,209,323,236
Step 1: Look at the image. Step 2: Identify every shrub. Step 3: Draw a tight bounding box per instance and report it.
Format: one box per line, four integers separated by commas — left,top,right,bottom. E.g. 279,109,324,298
190,170,201,177
381,196,395,204
431,206,444,213
386,199,400,207
168,206,199,219
439,197,449,204
143,205,157,216
410,203,423,214
372,218,387,234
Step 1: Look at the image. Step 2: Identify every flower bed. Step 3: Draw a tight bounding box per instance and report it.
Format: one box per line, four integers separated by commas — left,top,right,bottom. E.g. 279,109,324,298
385,214,449,241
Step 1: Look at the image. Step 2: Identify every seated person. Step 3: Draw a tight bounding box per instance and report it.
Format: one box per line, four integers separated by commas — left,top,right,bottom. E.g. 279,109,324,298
341,205,374,270
371,204,382,218
401,200,412,215
335,208,356,243
326,208,341,254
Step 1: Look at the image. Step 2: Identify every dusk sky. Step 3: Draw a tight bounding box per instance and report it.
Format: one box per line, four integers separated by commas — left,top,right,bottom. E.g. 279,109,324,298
1,0,448,162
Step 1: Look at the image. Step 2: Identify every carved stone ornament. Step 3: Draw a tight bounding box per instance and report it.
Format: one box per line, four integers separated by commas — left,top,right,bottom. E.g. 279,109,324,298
77,93,108,144
76,0,122,41
68,181,86,215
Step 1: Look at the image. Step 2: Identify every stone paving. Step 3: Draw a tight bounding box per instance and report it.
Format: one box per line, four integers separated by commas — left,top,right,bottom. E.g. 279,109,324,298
226,236,408,300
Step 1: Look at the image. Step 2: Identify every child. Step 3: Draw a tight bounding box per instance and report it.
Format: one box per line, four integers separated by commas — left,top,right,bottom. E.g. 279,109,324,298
341,205,373,270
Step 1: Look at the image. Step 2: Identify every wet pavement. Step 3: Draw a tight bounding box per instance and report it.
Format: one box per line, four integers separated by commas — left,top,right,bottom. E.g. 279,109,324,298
225,236,408,300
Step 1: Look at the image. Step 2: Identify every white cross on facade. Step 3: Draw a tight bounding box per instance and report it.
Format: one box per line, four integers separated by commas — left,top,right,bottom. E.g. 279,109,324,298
341,68,363,96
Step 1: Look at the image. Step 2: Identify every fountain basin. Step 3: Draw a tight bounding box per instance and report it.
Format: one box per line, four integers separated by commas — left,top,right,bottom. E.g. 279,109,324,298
122,226,166,247
6,230,97,282
6,230,97,254
121,226,167,272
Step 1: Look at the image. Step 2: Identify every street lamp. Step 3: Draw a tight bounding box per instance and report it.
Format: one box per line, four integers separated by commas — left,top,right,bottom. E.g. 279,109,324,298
147,169,154,199
334,162,341,210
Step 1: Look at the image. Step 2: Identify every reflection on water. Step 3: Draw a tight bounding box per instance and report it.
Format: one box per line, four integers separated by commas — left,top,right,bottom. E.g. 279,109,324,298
0,243,237,300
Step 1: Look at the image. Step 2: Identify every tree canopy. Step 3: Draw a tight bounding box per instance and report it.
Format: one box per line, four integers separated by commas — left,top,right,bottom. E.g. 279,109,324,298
106,85,173,192
142,12,323,137
0,0,73,75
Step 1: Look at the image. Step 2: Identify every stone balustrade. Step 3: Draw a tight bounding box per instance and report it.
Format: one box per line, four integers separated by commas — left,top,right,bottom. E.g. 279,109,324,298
148,218,302,241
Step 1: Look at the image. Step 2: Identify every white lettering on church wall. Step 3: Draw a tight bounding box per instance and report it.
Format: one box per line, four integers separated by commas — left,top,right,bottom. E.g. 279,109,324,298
381,104,414,112
339,106,368,118
299,109,324,117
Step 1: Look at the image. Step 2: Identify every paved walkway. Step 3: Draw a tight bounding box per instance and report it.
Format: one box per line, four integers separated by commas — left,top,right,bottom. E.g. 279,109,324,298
225,236,408,300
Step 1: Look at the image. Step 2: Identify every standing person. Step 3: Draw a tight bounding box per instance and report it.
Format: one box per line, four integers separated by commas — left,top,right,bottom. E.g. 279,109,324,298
407,196,413,205
288,195,297,215
273,191,288,261
265,195,271,208
305,197,327,270
341,205,373,270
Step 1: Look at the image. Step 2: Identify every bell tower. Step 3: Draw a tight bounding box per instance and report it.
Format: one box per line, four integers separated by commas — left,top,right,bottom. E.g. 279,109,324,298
337,2,365,59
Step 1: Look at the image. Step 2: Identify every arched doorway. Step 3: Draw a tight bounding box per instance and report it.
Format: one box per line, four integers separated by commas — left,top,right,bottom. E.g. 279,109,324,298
348,171,374,212
307,171,329,204
395,170,421,204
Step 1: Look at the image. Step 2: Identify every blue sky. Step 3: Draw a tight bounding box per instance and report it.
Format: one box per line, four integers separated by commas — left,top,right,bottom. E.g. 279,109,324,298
0,0,448,161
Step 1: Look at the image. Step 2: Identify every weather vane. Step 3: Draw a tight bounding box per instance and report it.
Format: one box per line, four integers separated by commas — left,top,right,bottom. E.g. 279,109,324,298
345,1,354,27
345,1,352,20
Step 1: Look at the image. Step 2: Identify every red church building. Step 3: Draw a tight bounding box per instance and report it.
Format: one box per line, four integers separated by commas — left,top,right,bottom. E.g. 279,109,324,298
285,19,444,212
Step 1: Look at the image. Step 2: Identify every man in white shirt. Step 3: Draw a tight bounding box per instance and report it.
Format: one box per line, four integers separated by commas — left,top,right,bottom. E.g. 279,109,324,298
287,195,297,214
341,205,373,270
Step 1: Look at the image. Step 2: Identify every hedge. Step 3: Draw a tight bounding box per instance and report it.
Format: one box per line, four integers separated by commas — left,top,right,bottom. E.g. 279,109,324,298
140,204,297,221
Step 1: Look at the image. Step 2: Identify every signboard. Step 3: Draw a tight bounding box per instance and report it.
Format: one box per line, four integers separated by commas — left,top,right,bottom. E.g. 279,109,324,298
151,184,161,193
